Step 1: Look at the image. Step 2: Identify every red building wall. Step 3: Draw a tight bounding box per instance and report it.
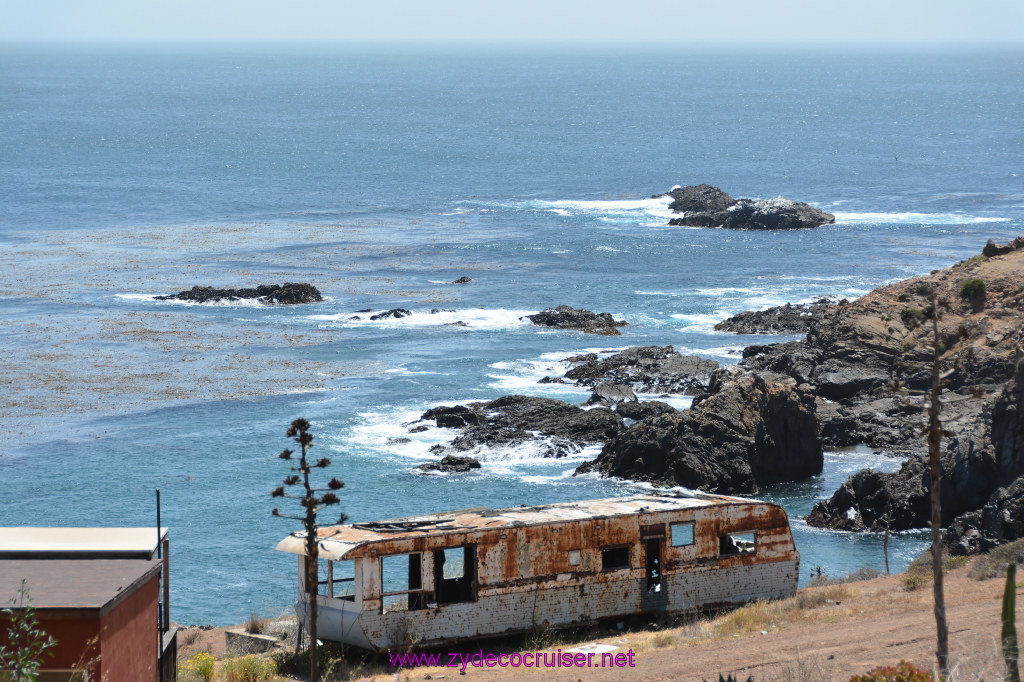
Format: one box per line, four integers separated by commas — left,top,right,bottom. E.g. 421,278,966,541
32,616,101,676
99,572,160,682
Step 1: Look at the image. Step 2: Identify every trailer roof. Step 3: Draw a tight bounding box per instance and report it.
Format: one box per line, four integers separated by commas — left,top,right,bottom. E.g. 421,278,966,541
276,491,760,560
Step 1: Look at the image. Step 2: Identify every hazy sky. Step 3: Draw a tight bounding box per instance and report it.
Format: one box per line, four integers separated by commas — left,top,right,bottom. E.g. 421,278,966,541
3,0,1023,44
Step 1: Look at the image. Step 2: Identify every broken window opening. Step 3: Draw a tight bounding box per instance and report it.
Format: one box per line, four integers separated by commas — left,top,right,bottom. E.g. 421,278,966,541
670,522,694,547
644,538,662,594
329,560,356,601
719,531,756,557
380,553,426,613
600,545,631,572
434,545,476,605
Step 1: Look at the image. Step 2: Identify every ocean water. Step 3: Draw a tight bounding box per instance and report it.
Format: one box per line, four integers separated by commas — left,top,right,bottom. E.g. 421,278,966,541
1,44,1023,625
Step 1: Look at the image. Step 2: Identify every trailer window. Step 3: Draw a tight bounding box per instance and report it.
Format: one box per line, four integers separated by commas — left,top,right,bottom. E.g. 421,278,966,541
434,545,476,605
380,553,426,612
328,560,355,600
670,522,694,547
601,546,630,571
719,531,756,557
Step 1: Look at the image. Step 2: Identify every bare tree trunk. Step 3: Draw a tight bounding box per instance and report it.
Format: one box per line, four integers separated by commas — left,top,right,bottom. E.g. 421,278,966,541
306,510,320,682
928,305,950,679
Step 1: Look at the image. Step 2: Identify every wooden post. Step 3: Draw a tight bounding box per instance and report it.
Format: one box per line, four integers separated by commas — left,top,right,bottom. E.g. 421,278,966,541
162,537,170,632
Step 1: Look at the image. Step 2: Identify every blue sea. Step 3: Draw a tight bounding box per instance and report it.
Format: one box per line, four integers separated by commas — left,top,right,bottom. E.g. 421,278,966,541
1,44,1022,626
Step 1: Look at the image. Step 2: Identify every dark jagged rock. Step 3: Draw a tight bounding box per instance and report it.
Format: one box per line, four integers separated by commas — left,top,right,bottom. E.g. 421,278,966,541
663,184,736,213
422,405,482,429
417,455,482,474
658,184,835,230
944,476,1024,555
451,276,473,284
585,382,637,406
614,400,677,421
370,308,412,320
982,236,1024,258
563,346,718,396
423,395,622,459
154,282,323,304
523,305,628,336
715,299,838,335
578,367,822,493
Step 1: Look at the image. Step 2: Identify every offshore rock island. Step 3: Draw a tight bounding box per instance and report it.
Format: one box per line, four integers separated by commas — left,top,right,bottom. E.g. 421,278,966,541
656,184,835,230
154,282,323,304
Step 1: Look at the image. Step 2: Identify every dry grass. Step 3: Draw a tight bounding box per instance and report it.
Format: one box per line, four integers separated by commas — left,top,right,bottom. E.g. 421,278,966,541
245,613,267,635
967,538,1024,580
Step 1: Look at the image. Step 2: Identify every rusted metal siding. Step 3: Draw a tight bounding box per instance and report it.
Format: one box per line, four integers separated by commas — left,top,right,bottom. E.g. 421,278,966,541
282,493,799,649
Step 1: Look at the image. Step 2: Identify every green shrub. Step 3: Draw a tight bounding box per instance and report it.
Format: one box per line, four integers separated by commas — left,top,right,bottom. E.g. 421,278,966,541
900,308,924,328
913,283,932,297
960,278,986,299
943,555,970,571
902,572,929,591
850,660,935,681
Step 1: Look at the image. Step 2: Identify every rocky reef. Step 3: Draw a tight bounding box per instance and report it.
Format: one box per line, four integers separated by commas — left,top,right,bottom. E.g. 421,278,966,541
523,305,628,335
558,345,719,396
658,184,835,230
155,283,323,305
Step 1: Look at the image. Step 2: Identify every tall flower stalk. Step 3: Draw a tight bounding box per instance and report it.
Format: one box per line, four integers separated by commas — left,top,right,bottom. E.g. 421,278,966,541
271,418,346,682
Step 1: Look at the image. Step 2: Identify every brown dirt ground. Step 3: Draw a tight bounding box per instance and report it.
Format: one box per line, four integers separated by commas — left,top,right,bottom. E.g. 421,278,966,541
177,563,1023,681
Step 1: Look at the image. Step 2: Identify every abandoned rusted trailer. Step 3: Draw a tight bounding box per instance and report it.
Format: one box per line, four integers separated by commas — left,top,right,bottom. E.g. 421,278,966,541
275,491,799,650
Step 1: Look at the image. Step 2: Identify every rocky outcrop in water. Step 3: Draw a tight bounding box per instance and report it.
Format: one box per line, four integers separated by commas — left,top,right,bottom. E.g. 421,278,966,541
155,283,323,304
370,308,412,320
524,305,628,336
658,184,835,230
715,299,839,335
417,455,482,474
577,366,822,493
562,346,719,395
420,395,622,459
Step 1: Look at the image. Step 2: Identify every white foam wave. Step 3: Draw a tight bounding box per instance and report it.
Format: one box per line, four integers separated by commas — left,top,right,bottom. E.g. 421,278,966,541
487,352,593,397
309,308,534,331
480,195,675,226
833,211,1009,225
670,311,732,332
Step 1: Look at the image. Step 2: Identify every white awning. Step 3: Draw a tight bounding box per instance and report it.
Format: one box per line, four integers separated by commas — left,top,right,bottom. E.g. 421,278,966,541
275,532,362,561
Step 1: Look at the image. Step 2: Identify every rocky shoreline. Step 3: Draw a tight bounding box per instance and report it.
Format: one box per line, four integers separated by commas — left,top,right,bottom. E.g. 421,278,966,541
410,237,1024,555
